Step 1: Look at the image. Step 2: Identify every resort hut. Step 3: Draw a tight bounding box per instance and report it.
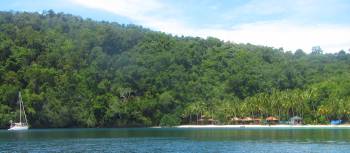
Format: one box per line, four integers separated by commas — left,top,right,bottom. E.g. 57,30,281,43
198,115,217,125
198,115,206,125
242,117,254,124
231,117,242,124
290,116,302,125
198,118,205,125
208,118,217,125
252,118,262,124
266,116,279,125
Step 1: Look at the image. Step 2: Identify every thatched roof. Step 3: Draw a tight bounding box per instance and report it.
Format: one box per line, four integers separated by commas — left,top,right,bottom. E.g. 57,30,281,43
208,118,216,122
231,117,241,121
290,116,302,120
242,117,253,121
266,116,279,121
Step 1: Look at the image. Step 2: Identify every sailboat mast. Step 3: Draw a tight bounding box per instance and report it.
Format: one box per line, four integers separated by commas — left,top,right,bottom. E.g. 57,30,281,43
19,92,22,124
18,92,28,125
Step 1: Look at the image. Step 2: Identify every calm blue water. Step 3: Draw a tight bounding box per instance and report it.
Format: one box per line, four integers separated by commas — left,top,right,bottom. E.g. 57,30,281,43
1,128,350,152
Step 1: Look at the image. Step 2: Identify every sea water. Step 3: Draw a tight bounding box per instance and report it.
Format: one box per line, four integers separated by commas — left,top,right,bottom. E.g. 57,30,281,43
1,128,350,152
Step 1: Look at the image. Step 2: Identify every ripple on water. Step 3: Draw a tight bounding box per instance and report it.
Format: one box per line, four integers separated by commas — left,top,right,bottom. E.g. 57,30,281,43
1,128,350,153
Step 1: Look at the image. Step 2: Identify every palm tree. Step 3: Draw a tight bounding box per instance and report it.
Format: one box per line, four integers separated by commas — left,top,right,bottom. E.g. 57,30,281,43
192,101,206,124
183,104,195,124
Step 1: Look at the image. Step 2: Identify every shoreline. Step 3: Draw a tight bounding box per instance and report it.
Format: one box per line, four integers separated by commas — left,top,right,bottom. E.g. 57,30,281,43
172,124,350,128
3,125,350,130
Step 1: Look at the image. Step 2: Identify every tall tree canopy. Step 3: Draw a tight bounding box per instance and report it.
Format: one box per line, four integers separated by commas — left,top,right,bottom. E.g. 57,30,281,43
1,11,350,128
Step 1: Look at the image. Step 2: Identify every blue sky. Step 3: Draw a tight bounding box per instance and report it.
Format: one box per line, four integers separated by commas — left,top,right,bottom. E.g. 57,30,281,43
1,0,350,53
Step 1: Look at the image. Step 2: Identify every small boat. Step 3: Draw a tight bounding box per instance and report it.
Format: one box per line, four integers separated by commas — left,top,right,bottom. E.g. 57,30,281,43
8,92,29,130
330,120,342,125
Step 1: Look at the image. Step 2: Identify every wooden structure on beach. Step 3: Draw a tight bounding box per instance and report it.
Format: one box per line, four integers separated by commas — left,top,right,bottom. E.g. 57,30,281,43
290,116,302,125
266,116,279,125
231,117,261,125
198,115,218,125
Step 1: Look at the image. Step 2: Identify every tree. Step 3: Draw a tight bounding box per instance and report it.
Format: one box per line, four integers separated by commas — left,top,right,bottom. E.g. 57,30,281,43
311,46,323,55
1,11,350,128
159,114,181,127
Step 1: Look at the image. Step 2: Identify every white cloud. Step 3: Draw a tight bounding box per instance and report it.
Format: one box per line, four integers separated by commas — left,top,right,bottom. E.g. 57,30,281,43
70,0,185,34
70,0,350,53
199,22,350,53
152,21,350,53
71,0,164,22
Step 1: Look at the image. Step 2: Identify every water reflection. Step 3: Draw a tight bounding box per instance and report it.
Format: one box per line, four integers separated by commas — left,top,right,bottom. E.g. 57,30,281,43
1,128,350,142
1,128,350,152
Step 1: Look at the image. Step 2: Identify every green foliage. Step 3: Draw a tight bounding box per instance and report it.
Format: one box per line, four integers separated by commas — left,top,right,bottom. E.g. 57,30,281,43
159,114,181,127
0,11,350,128
0,104,13,128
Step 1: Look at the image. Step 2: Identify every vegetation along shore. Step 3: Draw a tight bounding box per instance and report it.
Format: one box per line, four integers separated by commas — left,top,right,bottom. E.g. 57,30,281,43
1,11,350,128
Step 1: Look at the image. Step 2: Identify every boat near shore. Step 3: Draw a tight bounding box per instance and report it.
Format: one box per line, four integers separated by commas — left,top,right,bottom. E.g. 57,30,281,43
8,92,29,131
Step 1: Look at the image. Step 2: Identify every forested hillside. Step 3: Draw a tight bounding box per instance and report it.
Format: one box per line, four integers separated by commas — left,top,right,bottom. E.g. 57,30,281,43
1,11,350,128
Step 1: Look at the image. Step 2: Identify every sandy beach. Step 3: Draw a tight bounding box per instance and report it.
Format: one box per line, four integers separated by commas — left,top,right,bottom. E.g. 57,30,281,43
174,124,350,128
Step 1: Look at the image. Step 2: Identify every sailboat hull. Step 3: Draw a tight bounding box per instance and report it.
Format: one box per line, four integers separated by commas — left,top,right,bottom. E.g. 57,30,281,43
8,125,28,131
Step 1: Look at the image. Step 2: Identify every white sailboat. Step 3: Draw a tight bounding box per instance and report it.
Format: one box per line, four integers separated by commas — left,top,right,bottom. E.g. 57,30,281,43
8,92,29,130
